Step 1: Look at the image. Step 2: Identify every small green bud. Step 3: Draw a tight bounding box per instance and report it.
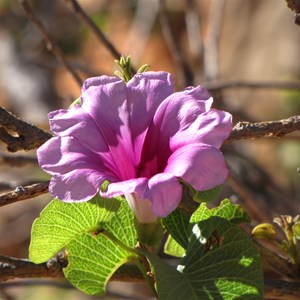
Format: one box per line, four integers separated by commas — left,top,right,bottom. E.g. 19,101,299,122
69,98,81,108
252,223,276,241
137,64,150,73
292,222,300,239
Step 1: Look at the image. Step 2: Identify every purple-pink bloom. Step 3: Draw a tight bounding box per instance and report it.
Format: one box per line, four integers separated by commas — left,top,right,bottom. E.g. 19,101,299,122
37,72,232,223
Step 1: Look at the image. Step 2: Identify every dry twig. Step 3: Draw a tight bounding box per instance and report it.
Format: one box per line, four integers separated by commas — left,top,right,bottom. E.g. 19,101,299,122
255,241,300,279
285,0,300,25
204,0,225,81
0,181,50,207
1,250,300,299
204,79,300,91
0,155,37,167
19,0,83,87
264,279,300,299
64,0,122,61
159,0,193,87
0,254,142,283
228,115,300,140
0,107,52,152
0,254,66,282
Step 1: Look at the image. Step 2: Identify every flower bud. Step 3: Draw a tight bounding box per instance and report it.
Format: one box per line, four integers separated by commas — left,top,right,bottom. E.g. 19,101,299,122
252,223,276,241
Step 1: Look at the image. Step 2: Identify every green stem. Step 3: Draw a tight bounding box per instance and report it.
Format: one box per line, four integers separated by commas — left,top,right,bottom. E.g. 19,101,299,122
100,229,137,254
100,229,158,298
133,255,158,299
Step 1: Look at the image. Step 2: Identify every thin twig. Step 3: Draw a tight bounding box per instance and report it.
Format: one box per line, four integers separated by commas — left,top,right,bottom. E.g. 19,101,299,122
285,0,300,25
264,279,300,299
228,115,300,140
0,254,66,282
159,0,193,87
204,0,225,81
184,0,203,81
0,254,143,283
227,174,272,222
64,0,123,61
204,79,300,91
1,251,300,299
0,181,50,207
255,241,300,279
19,0,83,87
0,154,37,167
185,0,202,58
0,107,52,152
124,0,159,63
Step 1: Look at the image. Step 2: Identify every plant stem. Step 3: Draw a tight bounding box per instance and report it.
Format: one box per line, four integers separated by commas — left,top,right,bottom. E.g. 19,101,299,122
100,229,158,298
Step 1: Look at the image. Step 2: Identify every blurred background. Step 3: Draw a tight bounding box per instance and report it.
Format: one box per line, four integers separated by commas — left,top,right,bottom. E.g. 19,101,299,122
0,0,299,299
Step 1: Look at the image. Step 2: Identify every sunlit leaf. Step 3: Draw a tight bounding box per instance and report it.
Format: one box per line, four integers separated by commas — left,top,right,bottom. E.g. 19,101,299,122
190,198,250,225
30,194,121,263
147,217,263,299
64,199,138,295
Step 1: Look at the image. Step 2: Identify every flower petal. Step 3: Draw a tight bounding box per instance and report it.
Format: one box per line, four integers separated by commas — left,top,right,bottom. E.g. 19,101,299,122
140,86,231,175
81,73,174,179
100,177,157,223
48,106,109,154
101,177,148,198
126,72,174,161
49,169,105,202
145,173,182,218
125,193,157,223
164,143,229,191
37,136,117,178
101,173,182,219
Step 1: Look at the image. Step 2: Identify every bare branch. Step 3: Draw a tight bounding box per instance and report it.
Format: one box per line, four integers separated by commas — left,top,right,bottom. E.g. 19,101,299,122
64,0,122,61
255,241,300,279
0,254,143,283
0,181,50,207
158,0,193,87
228,115,300,140
19,0,83,87
204,0,225,81
0,254,66,282
1,251,300,299
0,107,52,152
285,0,300,25
204,79,300,91
0,154,37,167
264,279,300,299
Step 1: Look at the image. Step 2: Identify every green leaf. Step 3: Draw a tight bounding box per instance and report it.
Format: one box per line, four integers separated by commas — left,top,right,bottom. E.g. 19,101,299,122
193,186,221,203
29,194,121,263
162,208,190,249
64,200,138,295
164,235,185,257
147,217,263,299
190,198,250,225
144,252,198,300
181,217,263,299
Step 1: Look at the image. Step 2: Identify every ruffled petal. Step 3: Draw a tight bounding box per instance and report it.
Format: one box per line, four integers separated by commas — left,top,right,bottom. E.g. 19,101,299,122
144,173,182,218
101,173,181,220
100,177,157,223
81,73,174,179
126,72,174,161
48,106,109,154
100,177,148,198
170,109,232,149
164,143,229,191
49,169,105,202
37,136,118,184
125,193,157,223
140,86,231,175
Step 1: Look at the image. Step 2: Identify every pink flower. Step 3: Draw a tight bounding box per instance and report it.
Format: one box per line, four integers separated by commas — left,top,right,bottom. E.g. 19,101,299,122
37,72,232,223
